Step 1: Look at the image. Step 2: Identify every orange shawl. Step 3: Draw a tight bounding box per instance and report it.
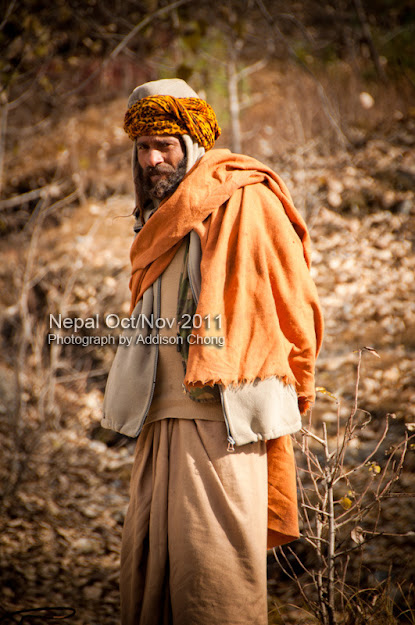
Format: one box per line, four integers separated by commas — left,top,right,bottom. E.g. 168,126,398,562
130,149,323,547
130,148,323,413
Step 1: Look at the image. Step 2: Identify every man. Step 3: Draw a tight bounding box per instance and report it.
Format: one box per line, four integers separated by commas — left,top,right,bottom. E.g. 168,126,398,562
102,78,323,625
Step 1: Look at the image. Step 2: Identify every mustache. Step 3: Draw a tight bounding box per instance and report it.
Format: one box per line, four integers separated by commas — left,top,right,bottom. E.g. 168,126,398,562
144,163,175,177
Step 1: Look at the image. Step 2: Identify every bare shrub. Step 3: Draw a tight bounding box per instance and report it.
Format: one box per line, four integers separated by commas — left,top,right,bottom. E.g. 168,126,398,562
272,348,414,625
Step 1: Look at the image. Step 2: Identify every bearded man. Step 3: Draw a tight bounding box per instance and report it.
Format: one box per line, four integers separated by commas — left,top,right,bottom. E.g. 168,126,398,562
102,78,323,625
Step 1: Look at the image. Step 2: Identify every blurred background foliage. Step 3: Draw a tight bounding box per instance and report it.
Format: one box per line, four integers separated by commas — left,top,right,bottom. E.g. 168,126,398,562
1,0,414,115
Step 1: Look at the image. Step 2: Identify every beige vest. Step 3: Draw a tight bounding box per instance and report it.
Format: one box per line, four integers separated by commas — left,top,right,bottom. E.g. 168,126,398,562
145,241,223,424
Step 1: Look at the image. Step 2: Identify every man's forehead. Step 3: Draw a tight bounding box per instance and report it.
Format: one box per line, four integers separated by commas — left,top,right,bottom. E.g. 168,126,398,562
136,134,181,144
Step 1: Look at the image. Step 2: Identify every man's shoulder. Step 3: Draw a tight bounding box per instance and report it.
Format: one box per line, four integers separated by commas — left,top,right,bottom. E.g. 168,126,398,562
194,148,279,191
201,148,269,171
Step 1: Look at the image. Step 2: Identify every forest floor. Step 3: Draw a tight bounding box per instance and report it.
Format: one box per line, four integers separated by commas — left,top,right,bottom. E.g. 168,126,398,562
1,78,415,624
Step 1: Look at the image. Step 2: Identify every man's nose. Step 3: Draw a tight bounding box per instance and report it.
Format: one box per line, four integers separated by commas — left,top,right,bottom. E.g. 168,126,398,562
147,149,164,168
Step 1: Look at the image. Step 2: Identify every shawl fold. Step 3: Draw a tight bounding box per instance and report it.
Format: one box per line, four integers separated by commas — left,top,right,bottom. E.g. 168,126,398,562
130,148,323,413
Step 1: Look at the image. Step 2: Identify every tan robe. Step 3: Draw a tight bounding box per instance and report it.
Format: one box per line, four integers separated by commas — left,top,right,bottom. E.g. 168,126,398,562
120,245,269,624
120,419,268,625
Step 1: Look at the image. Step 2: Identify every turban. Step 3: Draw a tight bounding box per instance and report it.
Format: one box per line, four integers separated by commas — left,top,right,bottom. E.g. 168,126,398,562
123,95,221,150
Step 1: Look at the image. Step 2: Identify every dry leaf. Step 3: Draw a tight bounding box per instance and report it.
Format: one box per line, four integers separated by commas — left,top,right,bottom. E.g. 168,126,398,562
363,346,381,358
340,496,353,510
351,526,365,545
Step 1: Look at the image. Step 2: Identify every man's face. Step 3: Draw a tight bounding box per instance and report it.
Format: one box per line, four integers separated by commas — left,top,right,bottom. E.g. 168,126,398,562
136,135,187,201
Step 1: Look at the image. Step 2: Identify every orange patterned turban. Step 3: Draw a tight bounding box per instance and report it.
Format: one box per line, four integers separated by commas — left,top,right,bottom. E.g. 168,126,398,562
123,95,221,150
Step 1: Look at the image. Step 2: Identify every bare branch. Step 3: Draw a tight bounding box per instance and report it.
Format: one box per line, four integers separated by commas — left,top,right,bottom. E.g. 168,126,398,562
301,503,331,517
301,427,326,447
0,0,17,31
334,416,390,482
0,183,64,210
0,91,8,197
64,0,193,97
237,58,268,81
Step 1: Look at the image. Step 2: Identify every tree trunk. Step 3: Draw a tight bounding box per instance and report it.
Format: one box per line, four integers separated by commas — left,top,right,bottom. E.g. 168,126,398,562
227,51,242,154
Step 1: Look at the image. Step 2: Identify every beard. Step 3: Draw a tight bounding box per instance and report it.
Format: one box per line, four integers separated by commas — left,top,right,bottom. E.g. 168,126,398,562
138,155,188,201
